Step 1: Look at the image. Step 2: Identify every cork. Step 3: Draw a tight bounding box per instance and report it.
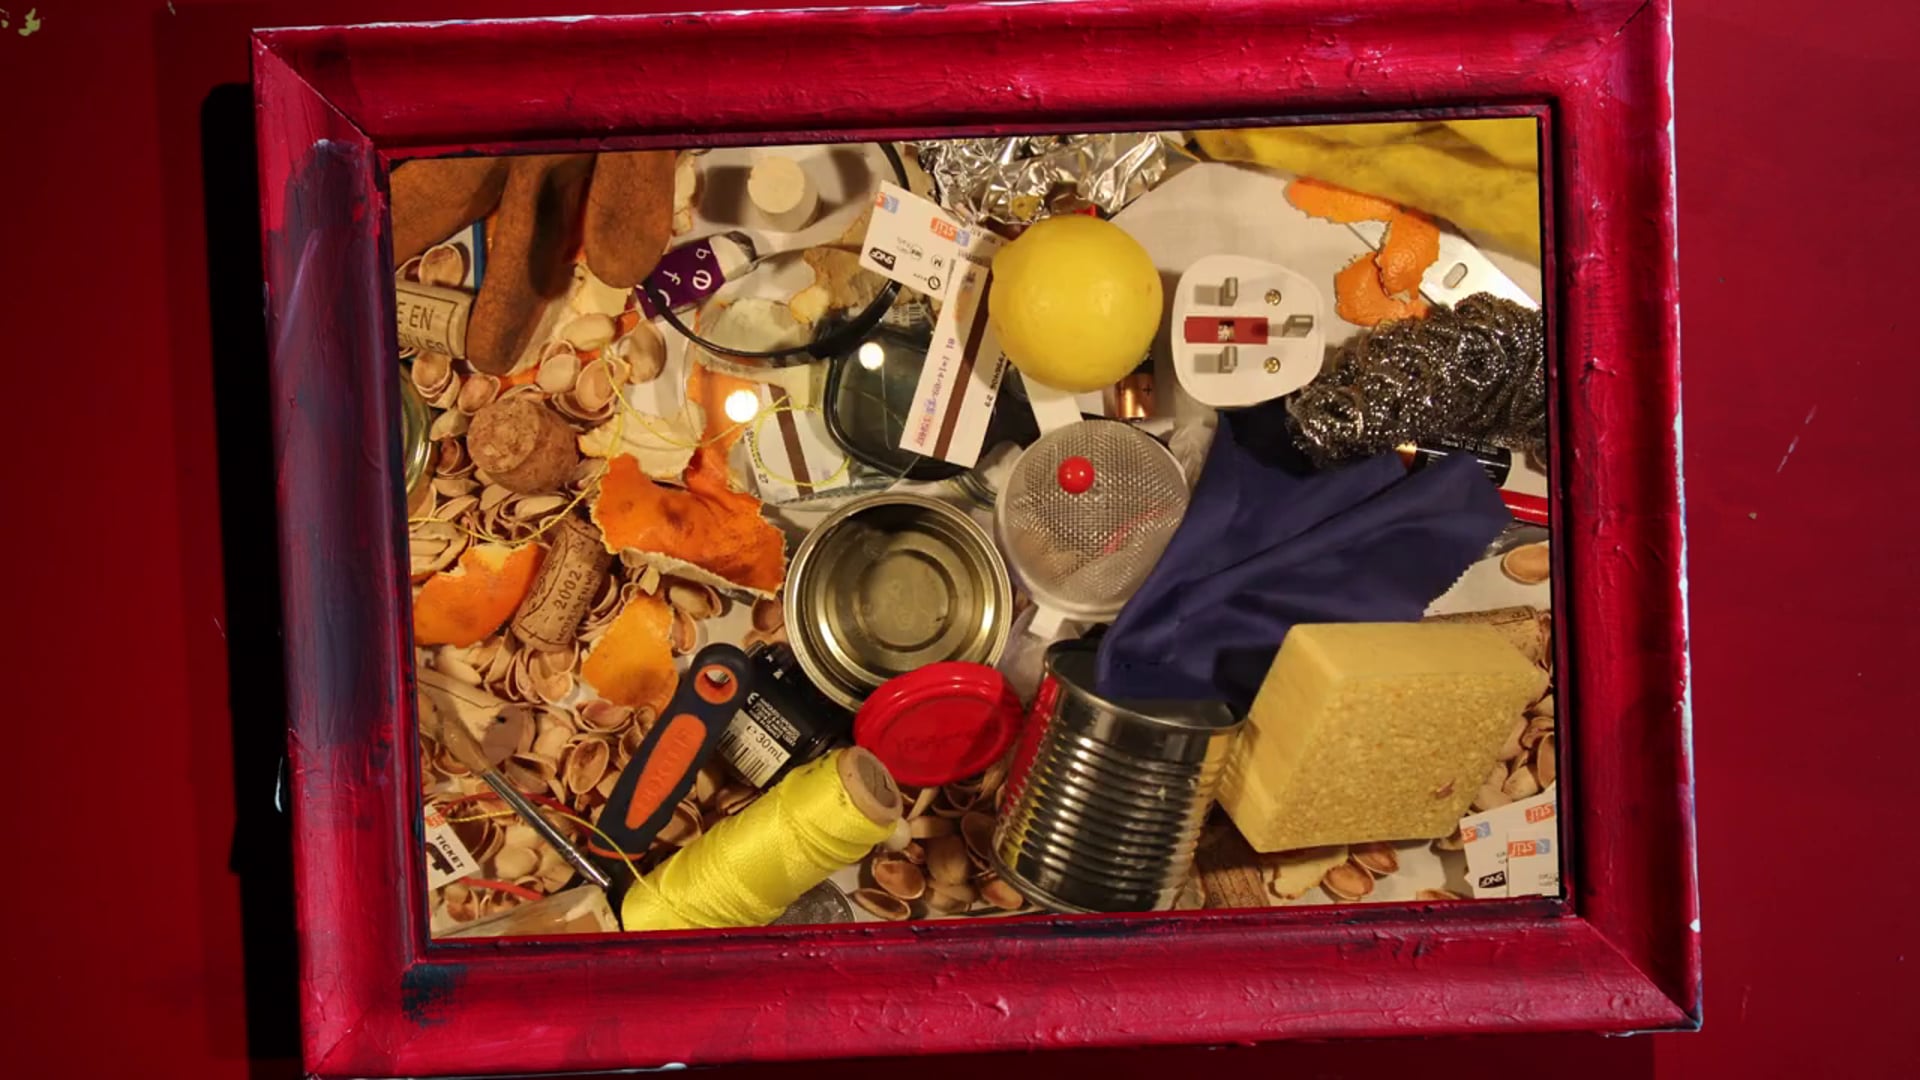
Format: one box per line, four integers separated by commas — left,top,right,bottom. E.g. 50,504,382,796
467,397,579,494
511,517,612,650
395,280,473,358
835,747,903,827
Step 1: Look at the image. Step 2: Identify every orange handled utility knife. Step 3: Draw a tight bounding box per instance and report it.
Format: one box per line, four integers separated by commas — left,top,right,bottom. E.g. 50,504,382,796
590,643,753,860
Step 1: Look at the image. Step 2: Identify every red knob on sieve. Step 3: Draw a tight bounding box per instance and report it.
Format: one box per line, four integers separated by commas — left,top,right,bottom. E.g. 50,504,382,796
1057,456,1096,494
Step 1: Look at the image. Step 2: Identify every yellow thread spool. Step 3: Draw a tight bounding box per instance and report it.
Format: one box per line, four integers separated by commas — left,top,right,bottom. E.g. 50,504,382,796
620,748,902,931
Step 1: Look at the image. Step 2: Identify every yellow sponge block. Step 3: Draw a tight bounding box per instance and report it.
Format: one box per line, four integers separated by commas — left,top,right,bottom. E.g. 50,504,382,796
1219,623,1546,852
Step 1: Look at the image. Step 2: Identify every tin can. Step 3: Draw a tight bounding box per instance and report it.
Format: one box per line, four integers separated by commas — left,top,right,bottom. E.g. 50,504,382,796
993,641,1242,913
786,493,1014,710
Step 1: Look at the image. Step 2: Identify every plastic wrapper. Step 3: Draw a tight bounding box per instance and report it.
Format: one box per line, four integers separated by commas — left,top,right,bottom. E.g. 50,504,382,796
1287,293,1545,465
911,133,1185,225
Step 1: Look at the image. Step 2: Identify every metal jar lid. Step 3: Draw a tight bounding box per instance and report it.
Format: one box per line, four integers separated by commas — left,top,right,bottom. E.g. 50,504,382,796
399,371,433,508
786,493,1014,710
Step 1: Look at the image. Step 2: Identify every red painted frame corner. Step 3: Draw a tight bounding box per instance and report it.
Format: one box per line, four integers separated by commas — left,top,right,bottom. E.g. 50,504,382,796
254,2,1694,1075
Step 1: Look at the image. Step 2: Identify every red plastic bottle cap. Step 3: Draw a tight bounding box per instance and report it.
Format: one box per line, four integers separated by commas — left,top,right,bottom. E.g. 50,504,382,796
1057,455,1096,494
853,663,1025,787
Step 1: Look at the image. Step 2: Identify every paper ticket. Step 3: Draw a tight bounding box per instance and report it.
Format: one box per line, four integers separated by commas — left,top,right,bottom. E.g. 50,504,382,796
1458,785,1558,898
423,806,479,889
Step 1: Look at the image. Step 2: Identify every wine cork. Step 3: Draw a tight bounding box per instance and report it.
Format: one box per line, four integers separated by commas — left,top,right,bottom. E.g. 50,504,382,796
467,397,579,494
748,156,818,232
835,746,903,827
511,517,612,650
395,280,472,358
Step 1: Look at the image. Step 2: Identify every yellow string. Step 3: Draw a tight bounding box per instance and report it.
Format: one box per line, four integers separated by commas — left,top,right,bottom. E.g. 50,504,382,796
620,750,895,931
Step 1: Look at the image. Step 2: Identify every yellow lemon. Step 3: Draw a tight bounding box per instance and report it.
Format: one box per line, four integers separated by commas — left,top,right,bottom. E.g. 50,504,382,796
988,216,1163,393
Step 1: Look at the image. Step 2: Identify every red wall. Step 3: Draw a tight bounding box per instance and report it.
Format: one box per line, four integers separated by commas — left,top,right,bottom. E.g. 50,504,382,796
5,1,1914,1076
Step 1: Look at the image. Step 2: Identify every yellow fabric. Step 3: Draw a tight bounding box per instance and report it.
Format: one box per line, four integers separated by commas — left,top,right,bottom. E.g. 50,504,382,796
619,750,893,931
1193,119,1541,260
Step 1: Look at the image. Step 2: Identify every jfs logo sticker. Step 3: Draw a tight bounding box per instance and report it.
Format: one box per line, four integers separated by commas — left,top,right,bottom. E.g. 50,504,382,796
875,192,900,213
1524,803,1556,824
929,218,959,242
1507,837,1554,858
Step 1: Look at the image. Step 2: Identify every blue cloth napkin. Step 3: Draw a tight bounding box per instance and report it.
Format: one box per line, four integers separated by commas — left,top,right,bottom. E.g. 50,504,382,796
1093,410,1511,712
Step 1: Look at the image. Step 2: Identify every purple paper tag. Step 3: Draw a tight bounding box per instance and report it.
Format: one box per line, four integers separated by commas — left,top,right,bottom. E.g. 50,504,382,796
635,239,729,318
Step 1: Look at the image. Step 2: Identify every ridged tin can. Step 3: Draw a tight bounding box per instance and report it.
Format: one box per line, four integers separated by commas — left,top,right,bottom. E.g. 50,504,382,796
993,641,1241,913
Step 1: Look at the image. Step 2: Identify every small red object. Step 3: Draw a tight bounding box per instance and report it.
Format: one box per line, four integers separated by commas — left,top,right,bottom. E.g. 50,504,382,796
1182,315,1271,344
1057,455,1096,494
853,663,1024,787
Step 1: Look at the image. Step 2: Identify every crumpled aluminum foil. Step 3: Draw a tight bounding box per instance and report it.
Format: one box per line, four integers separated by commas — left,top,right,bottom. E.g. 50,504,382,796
911,133,1186,225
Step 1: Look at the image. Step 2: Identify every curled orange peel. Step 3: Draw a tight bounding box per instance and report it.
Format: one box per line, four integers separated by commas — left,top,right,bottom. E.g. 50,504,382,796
579,590,678,714
413,543,545,647
590,449,786,595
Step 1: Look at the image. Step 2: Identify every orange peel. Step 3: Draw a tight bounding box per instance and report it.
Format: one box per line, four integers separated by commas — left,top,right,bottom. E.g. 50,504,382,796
579,590,678,714
591,449,787,596
1376,210,1440,298
1335,253,1430,328
1285,177,1399,224
413,543,545,647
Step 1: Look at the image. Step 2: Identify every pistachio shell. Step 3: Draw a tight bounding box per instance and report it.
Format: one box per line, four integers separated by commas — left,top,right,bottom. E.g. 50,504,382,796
1504,762,1542,800
872,856,927,901
852,887,911,921
666,580,721,620
429,409,470,441
1321,861,1375,901
1500,541,1550,585
751,597,785,634
572,358,620,413
456,372,502,416
537,349,581,395
560,313,617,352
1350,841,1400,877
658,801,703,847
960,811,996,863
925,880,976,914
924,835,970,887
412,352,454,397
420,243,468,287
909,815,955,840
493,844,538,879
1415,888,1465,901
1536,735,1558,787
611,322,667,383
579,700,635,734
977,875,1026,911
565,736,611,795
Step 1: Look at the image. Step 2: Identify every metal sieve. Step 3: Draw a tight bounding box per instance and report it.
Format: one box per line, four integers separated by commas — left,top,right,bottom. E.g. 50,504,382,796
993,641,1241,913
995,420,1188,632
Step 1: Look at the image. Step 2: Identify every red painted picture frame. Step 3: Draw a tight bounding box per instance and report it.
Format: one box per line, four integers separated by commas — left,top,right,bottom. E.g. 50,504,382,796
253,2,1694,1075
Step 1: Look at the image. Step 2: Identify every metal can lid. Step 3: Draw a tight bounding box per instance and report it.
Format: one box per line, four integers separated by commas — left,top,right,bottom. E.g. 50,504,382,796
854,663,1023,787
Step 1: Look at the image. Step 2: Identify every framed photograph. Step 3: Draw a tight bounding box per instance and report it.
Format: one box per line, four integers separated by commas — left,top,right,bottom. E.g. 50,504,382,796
254,1,1694,1075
